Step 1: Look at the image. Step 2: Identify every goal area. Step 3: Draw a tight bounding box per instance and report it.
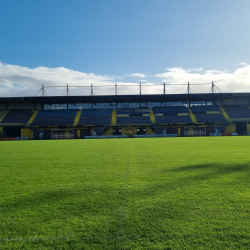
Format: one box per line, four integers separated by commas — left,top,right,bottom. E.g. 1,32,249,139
51,129,74,139
184,127,206,136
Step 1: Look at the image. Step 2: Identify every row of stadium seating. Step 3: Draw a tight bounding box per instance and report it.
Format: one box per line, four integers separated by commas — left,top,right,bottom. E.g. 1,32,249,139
78,109,112,125
117,116,151,124
153,105,225,124
116,109,150,124
80,109,112,115
190,105,226,123
36,110,77,117
155,115,192,124
153,105,222,114
0,109,34,126
194,114,227,123
79,116,111,125
117,109,150,115
153,106,188,114
32,110,77,126
191,105,221,113
223,106,250,121
1,106,250,126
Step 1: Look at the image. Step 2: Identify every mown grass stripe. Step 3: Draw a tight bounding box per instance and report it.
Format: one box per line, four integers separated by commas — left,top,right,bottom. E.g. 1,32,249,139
117,139,131,240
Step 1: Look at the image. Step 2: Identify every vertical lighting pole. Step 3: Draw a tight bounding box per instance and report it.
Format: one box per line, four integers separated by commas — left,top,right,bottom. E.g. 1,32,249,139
91,84,93,96
188,82,190,94
140,82,141,95
115,83,117,95
42,85,45,97
66,84,69,109
163,82,166,95
212,81,214,94
67,84,69,96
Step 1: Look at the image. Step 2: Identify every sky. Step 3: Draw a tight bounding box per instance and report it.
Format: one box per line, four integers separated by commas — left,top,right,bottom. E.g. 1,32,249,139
0,0,250,97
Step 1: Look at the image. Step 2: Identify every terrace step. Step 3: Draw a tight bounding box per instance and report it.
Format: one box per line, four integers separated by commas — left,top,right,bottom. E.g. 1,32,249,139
27,110,38,126
149,109,156,123
220,107,232,122
111,110,116,125
73,111,82,127
189,109,197,123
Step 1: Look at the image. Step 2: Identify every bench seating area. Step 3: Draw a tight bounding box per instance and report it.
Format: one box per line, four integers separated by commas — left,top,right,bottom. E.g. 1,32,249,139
153,106,189,114
0,109,34,126
32,110,77,127
78,109,112,126
117,116,151,124
116,109,151,124
153,106,192,124
1,105,249,128
117,110,149,115
194,113,227,123
156,115,192,124
190,105,226,123
191,105,221,113
223,106,250,121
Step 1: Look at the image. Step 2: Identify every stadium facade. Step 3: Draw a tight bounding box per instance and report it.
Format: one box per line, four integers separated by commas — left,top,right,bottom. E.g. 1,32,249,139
1,92,250,139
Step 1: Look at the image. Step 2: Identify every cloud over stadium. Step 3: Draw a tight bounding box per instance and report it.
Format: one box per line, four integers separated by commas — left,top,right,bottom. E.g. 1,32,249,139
0,61,250,97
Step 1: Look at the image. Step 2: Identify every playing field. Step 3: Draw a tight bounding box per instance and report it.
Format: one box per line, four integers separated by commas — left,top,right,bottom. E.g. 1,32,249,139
1,137,250,249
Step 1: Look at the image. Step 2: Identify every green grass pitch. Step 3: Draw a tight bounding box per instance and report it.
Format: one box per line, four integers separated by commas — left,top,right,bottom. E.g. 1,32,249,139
0,137,250,249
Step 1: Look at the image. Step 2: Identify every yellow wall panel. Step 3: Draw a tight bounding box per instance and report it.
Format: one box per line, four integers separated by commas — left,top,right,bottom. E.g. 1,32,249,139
177,128,181,136
146,126,155,135
21,128,33,139
104,127,113,136
247,124,250,133
77,130,81,138
225,124,236,133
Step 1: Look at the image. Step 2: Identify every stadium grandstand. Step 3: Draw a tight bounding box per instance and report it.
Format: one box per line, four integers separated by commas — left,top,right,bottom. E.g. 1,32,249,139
1,83,250,139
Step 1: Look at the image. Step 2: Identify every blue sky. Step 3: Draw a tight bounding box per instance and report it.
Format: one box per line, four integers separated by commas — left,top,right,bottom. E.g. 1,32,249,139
0,0,250,96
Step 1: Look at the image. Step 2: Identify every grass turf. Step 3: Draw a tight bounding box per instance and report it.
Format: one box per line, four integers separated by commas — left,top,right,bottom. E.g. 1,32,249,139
0,137,250,249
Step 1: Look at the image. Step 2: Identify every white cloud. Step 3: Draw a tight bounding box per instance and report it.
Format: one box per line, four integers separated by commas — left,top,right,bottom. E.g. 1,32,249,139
234,62,247,67
0,62,114,97
130,73,147,78
0,61,250,97
239,62,247,67
186,68,203,73
156,66,250,93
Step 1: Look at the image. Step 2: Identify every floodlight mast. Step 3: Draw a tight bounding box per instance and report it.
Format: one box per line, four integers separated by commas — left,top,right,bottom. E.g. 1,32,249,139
212,81,214,94
42,85,45,97
91,84,93,96
66,84,69,96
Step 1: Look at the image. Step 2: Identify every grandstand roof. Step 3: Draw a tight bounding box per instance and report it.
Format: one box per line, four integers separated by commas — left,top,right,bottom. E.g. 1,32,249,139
1,92,250,104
